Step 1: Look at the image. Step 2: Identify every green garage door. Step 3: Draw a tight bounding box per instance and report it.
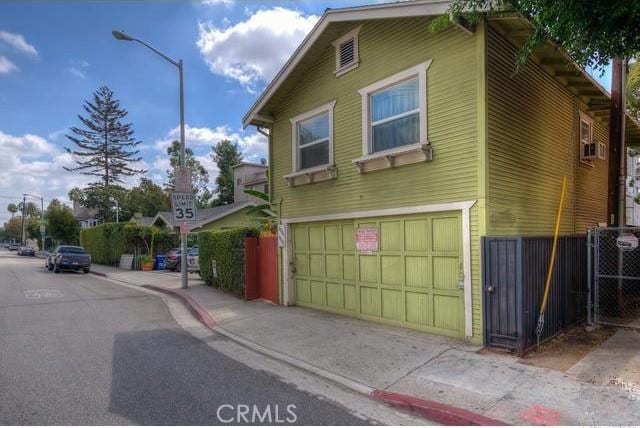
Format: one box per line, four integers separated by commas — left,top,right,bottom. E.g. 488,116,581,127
292,212,464,337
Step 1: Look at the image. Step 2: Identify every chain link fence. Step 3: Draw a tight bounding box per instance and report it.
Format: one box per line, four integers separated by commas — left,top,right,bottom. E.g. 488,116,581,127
591,227,640,328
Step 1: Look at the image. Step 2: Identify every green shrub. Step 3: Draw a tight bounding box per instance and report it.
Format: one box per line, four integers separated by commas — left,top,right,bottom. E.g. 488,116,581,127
79,223,126,265
198,227,258,297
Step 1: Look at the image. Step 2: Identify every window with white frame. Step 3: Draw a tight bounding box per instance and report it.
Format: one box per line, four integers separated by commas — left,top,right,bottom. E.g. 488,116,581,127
359,61,431,155
290,101,335,171
579,112,596,161
333,27,360,76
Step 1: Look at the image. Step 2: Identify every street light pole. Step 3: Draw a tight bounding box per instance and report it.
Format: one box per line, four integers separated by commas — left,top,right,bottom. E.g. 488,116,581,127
112,29,188,289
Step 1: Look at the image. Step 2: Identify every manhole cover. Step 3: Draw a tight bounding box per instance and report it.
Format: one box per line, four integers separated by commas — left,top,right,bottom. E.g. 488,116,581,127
24,289,63,299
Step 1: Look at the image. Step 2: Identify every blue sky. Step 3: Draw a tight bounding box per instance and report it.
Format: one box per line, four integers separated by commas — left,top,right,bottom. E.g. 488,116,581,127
0,0,612,222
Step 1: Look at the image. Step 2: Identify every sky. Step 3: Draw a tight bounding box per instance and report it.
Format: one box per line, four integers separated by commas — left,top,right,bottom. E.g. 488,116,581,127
0,0,612,223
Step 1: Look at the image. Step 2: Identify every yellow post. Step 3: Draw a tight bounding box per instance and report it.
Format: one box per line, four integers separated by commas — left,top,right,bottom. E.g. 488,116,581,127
536,176,567,343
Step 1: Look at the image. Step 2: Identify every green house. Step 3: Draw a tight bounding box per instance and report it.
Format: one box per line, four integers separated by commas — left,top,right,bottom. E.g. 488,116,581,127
243,1,640,343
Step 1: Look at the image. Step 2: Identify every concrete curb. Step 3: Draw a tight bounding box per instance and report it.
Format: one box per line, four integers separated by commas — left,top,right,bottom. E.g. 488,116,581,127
92,269,508,426
140,284,216,329
371,390,507,426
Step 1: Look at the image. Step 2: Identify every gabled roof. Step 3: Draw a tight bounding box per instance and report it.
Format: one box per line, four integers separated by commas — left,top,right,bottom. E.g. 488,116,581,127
242,0,450,128
149,202,255,230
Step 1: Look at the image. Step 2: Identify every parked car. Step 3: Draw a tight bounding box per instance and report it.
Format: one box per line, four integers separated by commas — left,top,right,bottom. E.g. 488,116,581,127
187,246,199,274
165,247,199,273
8,244,19,251
165,248,181,271
47,245,91,273
17,246,35,256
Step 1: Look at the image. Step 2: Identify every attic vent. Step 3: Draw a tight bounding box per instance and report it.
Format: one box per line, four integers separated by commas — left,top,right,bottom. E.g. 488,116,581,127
339,38,355,68
333,26,360,77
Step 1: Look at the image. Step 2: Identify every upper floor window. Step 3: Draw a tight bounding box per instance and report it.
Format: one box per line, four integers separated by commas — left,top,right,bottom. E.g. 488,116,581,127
333,26,361,77
290,100,336,172
579,112,594,161
359,60,431,156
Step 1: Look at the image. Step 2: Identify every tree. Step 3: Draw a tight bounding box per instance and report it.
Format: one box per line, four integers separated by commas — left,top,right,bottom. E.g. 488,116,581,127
436,1,640,69
82,184,127,222
45,201,80,245
164,140,212,208
211,139,242,206
124,178,170,218
64,86,146,186
7,203,18,218
19,202,40,218
68,187,85,206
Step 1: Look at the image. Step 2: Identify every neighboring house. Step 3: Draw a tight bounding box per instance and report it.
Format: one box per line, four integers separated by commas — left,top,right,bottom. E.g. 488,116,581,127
627,149,640,226
242,0,640,343
72,200,100,229
233,162,269,204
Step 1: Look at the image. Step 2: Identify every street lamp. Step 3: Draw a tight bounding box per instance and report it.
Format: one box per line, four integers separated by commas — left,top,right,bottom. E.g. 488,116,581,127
109,197,119,223
112,29,188,289
23,193,44,252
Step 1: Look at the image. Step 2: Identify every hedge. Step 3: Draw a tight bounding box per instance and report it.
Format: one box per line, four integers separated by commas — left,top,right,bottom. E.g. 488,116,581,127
79,222,174,266
79,223,126,266
198,227,258,297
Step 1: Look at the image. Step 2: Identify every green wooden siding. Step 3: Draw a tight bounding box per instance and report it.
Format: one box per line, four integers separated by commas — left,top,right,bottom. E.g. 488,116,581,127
292,211,464,337
486,26,610,236
263,17,483,340
195,207,256,231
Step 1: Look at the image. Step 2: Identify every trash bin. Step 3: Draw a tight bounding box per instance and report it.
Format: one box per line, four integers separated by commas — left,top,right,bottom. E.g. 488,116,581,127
154,254,167,270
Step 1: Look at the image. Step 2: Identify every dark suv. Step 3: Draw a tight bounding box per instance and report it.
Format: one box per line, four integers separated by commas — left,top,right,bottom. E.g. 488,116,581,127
47,246,91,273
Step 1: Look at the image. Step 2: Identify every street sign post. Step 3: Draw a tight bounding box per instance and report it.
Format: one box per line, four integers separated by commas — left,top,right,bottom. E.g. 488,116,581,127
171,192,197,224
174,167,192,193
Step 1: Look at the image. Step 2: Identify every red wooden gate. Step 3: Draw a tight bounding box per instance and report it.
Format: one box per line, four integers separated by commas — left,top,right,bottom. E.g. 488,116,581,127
244,234,278,304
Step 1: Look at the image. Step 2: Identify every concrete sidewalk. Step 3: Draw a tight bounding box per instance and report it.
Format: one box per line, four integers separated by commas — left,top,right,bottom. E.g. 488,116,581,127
92,265,640,425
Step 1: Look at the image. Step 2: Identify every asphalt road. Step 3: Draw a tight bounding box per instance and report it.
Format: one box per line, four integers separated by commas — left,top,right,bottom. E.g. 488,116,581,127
0,250,371,425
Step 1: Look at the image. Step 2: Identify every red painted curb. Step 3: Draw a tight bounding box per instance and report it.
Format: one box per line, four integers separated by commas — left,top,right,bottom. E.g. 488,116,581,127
140,284,216,330
371,390,508,426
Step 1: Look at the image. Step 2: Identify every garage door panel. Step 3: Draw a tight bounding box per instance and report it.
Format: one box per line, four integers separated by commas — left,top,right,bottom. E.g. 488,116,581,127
359,255,378,283
381,255,402,286
309,254,324,277
294,226,309,250
405,219,429,251
360,286,381,317
342,224,355,250
296,279,310,303
295,254,309,276
405,256,430,288
326,254,341,279
433,256,459,290
343,255,356,281
310,280,325,306
380,221,402,251
406,292,430,326
382,289,403,321
326,282,343,309
433,295,460,331
344,285,357,311
432,217,460,252
325,225,340,250
309,226,324,250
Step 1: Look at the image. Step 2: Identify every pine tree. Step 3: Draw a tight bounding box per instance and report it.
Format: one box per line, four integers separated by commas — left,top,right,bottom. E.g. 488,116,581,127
64,86,146,186
211,139,242,206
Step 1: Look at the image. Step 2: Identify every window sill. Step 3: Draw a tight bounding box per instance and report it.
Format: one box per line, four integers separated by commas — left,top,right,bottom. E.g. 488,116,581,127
352,142,433,173
284,165,337,186
335,60,359,77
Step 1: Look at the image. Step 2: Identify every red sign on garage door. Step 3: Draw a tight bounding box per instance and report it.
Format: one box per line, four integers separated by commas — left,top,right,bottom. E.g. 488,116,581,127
356,228,378,254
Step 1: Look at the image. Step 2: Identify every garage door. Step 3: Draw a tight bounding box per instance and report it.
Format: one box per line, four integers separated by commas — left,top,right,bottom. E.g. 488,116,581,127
292,212,464,337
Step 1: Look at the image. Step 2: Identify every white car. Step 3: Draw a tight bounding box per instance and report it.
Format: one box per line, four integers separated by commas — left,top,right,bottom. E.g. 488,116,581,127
187,246,199,274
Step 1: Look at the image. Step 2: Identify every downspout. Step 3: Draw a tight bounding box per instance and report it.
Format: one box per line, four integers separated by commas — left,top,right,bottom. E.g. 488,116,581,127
618,61,627,228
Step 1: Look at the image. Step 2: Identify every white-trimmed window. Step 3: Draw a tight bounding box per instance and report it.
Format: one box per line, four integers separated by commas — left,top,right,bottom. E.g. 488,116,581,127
290,101,336,172
358,61,431,156
332,26,360,77
579,111,596,161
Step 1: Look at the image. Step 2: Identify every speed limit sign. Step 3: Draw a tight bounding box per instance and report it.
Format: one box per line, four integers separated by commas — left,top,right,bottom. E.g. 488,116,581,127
171,192,197,224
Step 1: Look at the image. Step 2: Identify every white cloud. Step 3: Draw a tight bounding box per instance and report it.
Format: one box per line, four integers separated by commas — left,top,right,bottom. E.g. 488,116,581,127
0,56,18,74
197,7,318,92
65,59,90,79
0,31,38,57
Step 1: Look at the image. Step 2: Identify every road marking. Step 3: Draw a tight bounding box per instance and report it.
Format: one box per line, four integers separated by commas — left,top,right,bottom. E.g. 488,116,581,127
23,289,64,299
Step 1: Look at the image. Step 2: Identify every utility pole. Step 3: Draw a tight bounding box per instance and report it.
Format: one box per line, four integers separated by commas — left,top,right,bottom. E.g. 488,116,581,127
608,58,626,226
20,195,26,246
